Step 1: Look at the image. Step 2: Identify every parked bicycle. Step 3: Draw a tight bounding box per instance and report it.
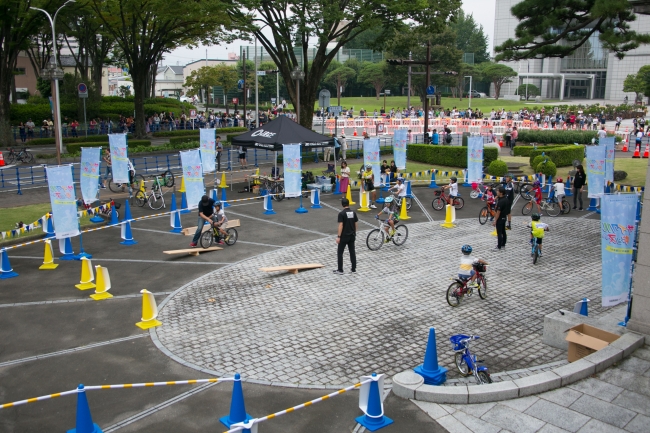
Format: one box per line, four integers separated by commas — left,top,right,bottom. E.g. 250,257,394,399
446,262,488,307
6,147,34,164
261,176,285,201
135,174,170,210
521,192,570,217
107,173,146,194
432,189,464,210
450,334,492,384
200,220,238,248
366,218,408,250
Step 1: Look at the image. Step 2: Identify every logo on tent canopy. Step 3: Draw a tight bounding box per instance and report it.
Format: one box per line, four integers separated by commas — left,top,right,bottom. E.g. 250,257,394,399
251,130,277,138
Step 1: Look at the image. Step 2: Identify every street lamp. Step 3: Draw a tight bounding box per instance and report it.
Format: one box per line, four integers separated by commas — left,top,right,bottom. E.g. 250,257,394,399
290,66,305,123
465,75,473,109
31,0,75,165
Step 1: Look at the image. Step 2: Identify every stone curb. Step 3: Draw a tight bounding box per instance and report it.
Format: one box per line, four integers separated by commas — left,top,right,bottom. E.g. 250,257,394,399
392,332,645,404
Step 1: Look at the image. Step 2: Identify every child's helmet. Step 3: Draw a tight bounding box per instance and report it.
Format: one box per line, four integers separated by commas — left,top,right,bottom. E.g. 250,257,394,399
366,164,372,170
384,196,394,203
397,176,404,181
531,213,541,221
556,177,563,183
214,201,222,208
461,244,472,255
533,180,541,187
451,176,457,182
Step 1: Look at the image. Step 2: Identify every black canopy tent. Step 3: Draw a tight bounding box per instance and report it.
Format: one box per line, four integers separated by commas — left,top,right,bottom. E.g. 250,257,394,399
231,115,335,150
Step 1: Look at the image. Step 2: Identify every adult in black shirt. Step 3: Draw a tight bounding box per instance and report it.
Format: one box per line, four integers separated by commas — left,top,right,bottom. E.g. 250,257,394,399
572,164,586,211
493,187,510,251
503,174,514,229
190,195,215,247
334,198,358,274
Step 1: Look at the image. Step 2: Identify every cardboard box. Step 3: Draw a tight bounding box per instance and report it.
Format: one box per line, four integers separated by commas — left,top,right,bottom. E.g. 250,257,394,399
252,185,260,193
565,324,620,362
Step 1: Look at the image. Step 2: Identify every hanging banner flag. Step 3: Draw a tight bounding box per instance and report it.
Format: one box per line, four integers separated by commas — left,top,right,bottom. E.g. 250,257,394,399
585,146,606,198
393,130,407,170
45,165,80,239
282,144,302,198
467,137,484,184
199,128,216,173
180,149,204,210
80,147,101,205
363,137,381,187
109,134,129,184
600,193,638,307
601,138,616,185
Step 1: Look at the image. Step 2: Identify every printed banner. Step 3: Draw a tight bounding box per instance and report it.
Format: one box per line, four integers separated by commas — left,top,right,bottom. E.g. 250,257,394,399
80,147,101,205
282,144,302,198
585,146,606,198
363,138,381,187
180,149,204,210
45,165,80,239
604,140,615,185
109,134,129,184
601,194,638,307
393,130,407,170
467,137,484,184
200,128,216,173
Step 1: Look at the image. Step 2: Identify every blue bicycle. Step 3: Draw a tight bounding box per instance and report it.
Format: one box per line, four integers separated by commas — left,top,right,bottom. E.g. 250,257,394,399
450,334,492,384
531,239,542,264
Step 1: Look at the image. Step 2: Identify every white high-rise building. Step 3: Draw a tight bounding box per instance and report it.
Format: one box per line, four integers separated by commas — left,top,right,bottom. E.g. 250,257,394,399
493,0,650,101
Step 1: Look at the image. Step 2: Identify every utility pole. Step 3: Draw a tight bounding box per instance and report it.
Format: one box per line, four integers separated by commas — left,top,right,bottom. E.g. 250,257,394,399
425,41,430,143
407,51,412,109
242,50,247,128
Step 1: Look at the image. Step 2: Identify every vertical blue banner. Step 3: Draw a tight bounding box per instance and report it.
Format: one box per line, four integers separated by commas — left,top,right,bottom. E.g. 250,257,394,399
80,147,101,205
200,128,216,173
585,146,606,198
605,142,615,185
600,194,637,307
282,144,302,198
393,130,407,170
180,149,204,210
467,137,484,184
363,138,381,187
45,165,80,239
109,134,129,184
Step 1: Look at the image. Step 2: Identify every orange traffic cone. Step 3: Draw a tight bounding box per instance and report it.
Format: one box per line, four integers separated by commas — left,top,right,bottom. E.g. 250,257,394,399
353,129,357,136
0,152,5,167
622,135,628,152
633,142,641,158
643,142,649,158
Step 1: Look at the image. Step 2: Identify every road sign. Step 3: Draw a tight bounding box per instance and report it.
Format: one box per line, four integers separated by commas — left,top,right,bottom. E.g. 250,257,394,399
426,85,435,95
190,109,197,119
328,105,342,114
78,83,88,98
271,98,277,104
318,89,331,108
232,98,239,105
237,79,244,90
256,71,266,76
385,90,391,95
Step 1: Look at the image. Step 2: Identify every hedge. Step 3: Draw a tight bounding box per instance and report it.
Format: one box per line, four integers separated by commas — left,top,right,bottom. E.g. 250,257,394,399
66,140,151,153
528,145,584,168
516,130,600,145
169,137,199,146
24,135,134,146
151,127,247,137
513,145,568,157
406,144,498,168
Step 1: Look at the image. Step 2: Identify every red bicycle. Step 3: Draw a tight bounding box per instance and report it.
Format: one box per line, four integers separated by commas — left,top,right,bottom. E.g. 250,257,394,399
432,189,464,210
446,263,488,307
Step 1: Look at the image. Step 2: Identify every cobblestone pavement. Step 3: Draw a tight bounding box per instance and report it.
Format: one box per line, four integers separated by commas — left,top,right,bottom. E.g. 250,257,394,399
414,344,650,433
154,216,606,387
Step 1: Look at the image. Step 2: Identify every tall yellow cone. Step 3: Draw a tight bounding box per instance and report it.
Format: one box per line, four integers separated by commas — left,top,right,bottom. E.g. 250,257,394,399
440,204,456,228
75,257,96,290
220,171,228,188
346,184,356,205
90,265,113,300
490,228,498,236
358,190,370,211
139,179,146,193
399,197,411,220
136,289,162,329
39,239,58,270
179,177,186,193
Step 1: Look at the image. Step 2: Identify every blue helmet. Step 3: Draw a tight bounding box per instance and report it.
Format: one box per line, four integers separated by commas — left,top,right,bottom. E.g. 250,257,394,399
214,201,222,207
461,245,472,255
397,176,404,182
384,196,394,203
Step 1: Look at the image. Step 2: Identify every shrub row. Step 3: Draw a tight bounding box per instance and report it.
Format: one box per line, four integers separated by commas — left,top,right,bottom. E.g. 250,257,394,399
513,144,568,157
25,135,135,146
65,140,151,154
406,144,498,168
516,130,600,145
151,127,247,137
528,145,584,168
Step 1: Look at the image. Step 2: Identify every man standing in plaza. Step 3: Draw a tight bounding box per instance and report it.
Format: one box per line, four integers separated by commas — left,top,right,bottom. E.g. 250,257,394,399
334,198,358,275
504,174,515,230
493,187,510,251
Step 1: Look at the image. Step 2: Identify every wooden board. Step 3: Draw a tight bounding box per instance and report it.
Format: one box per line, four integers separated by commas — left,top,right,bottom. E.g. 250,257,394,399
182,219,241,236
163,247,222,256
259,263,324,275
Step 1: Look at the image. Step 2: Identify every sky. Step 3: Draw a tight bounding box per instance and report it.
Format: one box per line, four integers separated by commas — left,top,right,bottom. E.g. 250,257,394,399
162,0,497,67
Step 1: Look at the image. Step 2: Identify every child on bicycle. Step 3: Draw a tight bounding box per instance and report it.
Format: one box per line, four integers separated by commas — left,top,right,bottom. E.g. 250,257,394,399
531,180,543,214
375,196,399,241
212,202,229,244
458,245,488,288
388,176,406,200
553,177,565,213
443,176,458,205
528,213,549,256
485,186,496,221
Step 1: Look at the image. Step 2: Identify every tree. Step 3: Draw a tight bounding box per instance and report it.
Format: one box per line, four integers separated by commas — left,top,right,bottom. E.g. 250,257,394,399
517,84,540,100
212,64,239,113
638,65,650,104
184,66,219,110
495,0,650,61
478,63,517,100
343,25,385,50
227,0,461,127
358,62,388,100
87,0,233,138
449,10,489,64
451,63,477,100
623,73,645,103
325,66,356,105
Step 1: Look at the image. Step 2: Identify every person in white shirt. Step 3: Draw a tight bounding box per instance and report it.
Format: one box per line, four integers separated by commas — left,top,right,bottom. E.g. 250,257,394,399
553,178,566,213
597,127,607,140
443,176,459,205
389,176,406,198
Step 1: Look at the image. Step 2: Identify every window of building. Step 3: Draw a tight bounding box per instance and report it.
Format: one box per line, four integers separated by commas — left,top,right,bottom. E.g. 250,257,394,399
560,33,608,71
14,68,26,75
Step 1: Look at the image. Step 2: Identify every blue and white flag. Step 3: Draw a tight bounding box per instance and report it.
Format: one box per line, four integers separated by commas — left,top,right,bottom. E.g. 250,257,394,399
363,138,381,187
199,128,216,173
601,138,616,185
393,130,407,170
282,144,302,198
109,134,129,184
45,165,79,239
585,146,606,198
80,147,101,205
467,137,484,184
180,149,204,210
601,194,638,307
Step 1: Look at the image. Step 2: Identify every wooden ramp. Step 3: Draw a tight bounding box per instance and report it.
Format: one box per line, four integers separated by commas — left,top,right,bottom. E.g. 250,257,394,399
163,247,222,256
182,219,241,236
259,263,324,275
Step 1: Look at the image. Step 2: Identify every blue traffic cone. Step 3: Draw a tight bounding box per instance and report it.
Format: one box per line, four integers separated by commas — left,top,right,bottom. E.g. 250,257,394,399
122,200,133,222
355,373,393,431
462,169,471,187
565,177,573,196
311,188,322,209
74,232,92,260
170,192,178,213
413,327,448,385
110,203,119,225
67,384,103,433
170,211,182,234
45,214,56,238
429,170,438,188
0,249,18,279
587,197,599,211
333,177,342,195
211,189,218,202
120,221,138,246
220,373,253,430
263,194,276,215
405,180,413,198
574,297,590,316
181,192,190,214
60,237,75,261
295,194,308,214
221,187,230,208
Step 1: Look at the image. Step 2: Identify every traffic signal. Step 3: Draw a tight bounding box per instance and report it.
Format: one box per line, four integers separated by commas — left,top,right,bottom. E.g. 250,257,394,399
265,69,279,74
444,71,458,75
387,59,405,66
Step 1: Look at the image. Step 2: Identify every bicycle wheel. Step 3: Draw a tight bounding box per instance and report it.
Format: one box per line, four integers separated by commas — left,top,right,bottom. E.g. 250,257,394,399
162,170,175,187
6,152,15,164
478,275,488,299
513,182,520,194
133,174,145,189
432,198,445,211
405,197,412,210
134,191,146,207
520,184,533,200
562,200,571,214
225,228,238,245
446,282,464,307
479,207,488,225
453,197,464,210
521,201,533,215
455,352,471,376
545,201,561,217
148,192,165,210
200,230,214,248
470,190,479,199
108,179,121,193
392,225,408,246
366,229,384,251
25,151,34,163
271,183,285,201
477,371,493,384
533,245,539,265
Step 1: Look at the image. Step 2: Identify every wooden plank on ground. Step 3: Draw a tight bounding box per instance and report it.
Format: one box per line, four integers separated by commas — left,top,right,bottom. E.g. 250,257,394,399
163,247,222,256
182,219,241,235
259,263,324,274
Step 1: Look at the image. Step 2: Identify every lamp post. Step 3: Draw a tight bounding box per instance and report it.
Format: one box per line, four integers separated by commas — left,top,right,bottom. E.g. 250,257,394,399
31,0,75,165
465,75,473,109
290,66,305,123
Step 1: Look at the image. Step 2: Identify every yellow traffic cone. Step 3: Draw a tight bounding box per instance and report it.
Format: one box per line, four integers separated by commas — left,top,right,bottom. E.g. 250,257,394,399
399,197,411,220
135,289,162,329
179,177,186,193
346,184,356,205
358,190,370,212
139,179,146,193
220,171,228,188
90,265,113,300
490,228,498,236
75,257,96,290
39,239,58,270
440,204,456,228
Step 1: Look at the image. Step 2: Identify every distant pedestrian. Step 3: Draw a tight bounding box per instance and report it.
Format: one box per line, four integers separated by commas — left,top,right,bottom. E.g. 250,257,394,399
572,165,586,211
493,187,510,251
18,122,26,143
215,136,223,172
334,198,358,275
